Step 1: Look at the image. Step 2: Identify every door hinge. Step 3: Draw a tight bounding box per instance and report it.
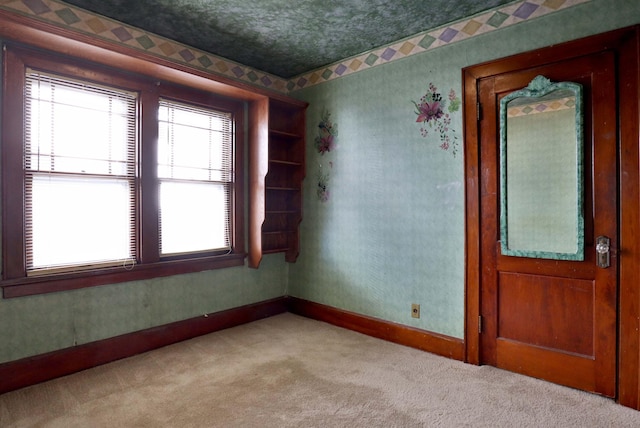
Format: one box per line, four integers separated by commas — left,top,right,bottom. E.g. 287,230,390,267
478,315,483,334
476,102,482,121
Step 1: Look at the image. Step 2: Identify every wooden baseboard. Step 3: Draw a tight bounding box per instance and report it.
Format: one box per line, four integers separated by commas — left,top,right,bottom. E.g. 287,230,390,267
0,296,465,395
0,297,287,395
286,297,465,361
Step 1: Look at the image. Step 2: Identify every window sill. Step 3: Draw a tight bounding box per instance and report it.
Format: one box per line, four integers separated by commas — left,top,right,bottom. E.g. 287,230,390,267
1,253,246,298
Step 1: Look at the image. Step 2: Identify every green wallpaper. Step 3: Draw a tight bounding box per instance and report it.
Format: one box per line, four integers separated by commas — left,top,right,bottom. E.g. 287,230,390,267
0,255,287,363
289,0,640,339
289,57,466,338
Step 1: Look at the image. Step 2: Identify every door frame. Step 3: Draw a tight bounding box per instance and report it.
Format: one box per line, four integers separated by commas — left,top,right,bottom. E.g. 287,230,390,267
462,25,640,409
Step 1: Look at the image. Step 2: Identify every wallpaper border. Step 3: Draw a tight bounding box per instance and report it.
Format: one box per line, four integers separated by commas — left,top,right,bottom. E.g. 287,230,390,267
291,0,591,91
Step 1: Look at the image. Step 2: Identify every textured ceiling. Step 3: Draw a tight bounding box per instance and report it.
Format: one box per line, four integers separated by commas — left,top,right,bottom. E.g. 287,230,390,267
62,0,516,78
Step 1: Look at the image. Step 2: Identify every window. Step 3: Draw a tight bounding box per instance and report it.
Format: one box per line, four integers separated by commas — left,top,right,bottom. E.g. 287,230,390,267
157,99,234,256
2,45,245,297
25,70,137,275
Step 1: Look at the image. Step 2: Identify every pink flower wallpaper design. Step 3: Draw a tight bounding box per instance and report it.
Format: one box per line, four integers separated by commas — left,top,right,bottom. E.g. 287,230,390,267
413,83,461,157
315,109,337,202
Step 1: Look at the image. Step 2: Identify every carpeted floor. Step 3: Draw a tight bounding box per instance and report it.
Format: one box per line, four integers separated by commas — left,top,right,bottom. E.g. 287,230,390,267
2,313,640,427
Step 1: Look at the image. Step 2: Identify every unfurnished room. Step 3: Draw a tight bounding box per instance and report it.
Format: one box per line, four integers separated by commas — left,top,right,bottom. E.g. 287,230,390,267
1,0,640,426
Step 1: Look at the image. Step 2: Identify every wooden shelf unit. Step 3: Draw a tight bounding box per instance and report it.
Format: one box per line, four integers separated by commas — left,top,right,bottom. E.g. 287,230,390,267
249,96,307,268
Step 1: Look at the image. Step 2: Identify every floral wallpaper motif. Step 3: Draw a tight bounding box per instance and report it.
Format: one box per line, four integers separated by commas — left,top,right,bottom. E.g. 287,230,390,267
413,83,461,156
315,109,338,155
316,162,332,203
315,109,337,202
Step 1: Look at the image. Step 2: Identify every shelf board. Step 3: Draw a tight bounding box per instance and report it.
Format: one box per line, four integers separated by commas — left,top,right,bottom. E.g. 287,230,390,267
262,230,295,236
269,159,302,166
265,210,298,215
269,129,302,139
266,186,300,191
263,248,289,254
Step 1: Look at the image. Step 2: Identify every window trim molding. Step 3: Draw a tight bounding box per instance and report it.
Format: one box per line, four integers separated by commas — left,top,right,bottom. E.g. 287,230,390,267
1,253,247,298
1,41,248,298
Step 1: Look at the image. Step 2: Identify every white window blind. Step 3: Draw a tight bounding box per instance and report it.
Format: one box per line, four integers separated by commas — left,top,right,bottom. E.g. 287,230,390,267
24,69,137,275
158,99,234,256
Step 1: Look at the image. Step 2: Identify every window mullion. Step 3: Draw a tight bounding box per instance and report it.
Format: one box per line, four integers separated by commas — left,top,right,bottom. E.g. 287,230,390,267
138,89,161,264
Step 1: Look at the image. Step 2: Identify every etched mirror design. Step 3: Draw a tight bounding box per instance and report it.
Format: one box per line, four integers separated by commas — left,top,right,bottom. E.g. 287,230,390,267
500,75,584,260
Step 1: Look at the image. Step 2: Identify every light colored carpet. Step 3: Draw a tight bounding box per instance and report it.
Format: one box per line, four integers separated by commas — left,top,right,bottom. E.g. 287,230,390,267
2,313,640,427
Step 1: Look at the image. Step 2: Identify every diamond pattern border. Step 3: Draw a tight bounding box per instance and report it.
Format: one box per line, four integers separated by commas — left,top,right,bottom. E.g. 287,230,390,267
291,0,590,90
0,0,590,94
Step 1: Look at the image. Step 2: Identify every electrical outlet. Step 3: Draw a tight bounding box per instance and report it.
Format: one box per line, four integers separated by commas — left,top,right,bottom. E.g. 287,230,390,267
411,303,420,319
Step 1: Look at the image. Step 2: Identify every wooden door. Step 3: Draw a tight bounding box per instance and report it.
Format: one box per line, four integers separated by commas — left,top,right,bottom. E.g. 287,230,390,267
477,51,617,396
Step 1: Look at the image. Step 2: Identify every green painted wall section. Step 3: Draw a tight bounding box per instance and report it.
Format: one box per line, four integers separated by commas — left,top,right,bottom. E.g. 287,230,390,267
289,0,640,339
0,255,287,363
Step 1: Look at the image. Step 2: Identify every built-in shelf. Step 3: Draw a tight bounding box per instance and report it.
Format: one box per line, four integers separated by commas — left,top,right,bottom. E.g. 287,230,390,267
248,96,307,268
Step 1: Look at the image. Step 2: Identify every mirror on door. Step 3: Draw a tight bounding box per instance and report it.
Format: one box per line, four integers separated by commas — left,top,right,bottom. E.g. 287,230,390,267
499,75,584,260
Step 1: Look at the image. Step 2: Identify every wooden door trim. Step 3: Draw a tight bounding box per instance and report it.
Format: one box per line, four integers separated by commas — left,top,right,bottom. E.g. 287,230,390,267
462,25,640,408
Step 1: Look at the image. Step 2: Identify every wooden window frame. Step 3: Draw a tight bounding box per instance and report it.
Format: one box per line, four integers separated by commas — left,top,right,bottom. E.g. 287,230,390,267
1,45,246,298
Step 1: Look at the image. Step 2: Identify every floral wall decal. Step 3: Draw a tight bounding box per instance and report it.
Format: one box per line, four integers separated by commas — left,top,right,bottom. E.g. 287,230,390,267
315,109,338,155
316,162,332,203
413,83,461,156
314,108,337,202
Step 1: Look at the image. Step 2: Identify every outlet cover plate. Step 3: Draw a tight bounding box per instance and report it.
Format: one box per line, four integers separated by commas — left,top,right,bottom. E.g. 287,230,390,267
411,303,420,319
